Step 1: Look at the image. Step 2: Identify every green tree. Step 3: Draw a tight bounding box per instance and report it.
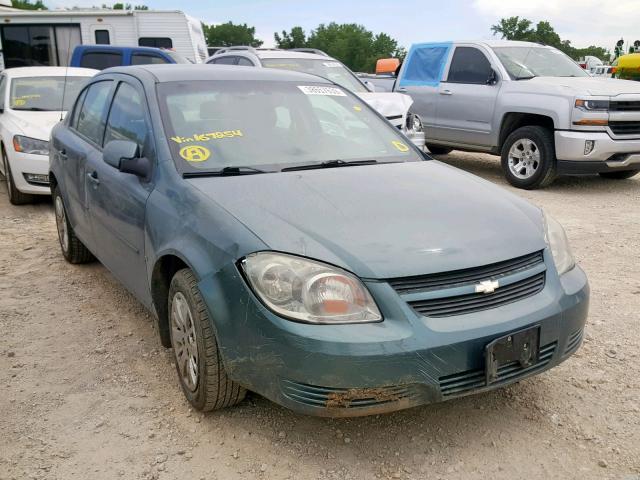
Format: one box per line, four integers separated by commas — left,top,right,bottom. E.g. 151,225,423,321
11,0,47,9
274,26,307,49
203,21,263,47
490,16,533,41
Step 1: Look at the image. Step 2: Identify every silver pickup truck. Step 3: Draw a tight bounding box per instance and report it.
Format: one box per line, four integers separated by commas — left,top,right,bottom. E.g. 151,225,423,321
395,40,640,189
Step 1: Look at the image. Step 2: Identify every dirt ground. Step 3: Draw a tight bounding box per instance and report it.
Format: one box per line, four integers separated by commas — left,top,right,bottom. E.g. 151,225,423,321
1,152,639,480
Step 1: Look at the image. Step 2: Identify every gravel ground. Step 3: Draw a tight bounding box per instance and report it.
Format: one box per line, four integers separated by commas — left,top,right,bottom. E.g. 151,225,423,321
1,152,639,480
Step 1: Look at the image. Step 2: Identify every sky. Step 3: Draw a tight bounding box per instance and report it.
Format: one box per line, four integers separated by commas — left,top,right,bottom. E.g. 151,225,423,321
47,0,640,53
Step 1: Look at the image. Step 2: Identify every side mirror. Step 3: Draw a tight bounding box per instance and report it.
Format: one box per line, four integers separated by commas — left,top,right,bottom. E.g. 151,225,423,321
486,69,498,86
103,140,151,178
364,80,376,92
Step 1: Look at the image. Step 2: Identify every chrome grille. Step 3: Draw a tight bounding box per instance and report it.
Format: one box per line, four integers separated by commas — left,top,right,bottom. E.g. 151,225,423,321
439,341,556,397
388,251,544,294
610,121,640,136
609,101,640,112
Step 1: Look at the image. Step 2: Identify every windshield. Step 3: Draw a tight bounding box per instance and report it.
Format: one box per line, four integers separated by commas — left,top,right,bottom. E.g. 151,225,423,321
10,76,90,111
261,58,367,93
492,47,588,79
157,80,421,173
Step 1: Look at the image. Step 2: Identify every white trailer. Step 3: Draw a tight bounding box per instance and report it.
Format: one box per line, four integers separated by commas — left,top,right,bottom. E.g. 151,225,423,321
0,7,208,69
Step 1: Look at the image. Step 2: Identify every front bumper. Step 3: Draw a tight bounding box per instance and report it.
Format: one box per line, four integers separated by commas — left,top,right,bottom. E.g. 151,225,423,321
555,130,640,172
201,256,589,417
6,150,50,195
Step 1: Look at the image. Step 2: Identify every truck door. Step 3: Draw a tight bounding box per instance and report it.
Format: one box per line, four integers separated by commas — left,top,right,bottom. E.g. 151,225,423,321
395,43,452,141
434,46,501,147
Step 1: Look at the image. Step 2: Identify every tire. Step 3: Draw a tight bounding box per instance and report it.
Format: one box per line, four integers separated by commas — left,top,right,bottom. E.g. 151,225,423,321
501,126,557,189
2,147,33,205
599,169,639,180
168,268,246,412
53,186,94,264
426,144,453,155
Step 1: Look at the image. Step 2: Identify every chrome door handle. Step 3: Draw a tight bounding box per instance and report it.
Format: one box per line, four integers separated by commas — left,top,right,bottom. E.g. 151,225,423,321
440,89,453,96
58,149,67,161
397,87,407,92
87,171,100,186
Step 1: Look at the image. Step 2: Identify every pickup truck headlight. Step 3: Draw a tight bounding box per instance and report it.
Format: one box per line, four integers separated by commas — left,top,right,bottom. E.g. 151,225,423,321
405,113,423,133
241,252,382,324
575,99,609,111
543,213,575,275
13,135,49,156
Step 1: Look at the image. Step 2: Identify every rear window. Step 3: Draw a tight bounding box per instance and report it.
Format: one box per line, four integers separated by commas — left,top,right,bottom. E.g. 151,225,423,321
132,53,169,65
80,52,122,70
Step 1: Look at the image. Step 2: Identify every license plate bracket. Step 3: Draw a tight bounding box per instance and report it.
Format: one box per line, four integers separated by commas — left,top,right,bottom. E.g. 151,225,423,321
485,326,540,384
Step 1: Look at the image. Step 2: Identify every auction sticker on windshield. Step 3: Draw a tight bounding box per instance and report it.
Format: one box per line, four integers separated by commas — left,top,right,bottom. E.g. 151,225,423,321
171,130,244,144
179,145,211,162
298,86,346,96
392,141,410,152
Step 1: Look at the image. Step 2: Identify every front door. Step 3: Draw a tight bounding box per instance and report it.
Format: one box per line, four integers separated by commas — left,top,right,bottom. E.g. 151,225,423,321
433,46,501,147
84,78,154,303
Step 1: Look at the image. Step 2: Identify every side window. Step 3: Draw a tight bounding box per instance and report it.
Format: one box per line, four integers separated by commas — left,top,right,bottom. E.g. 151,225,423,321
0,76,6,111
212,56,237,65
447,47,493,84
69,87,88,129
95,30,110,45
131,53,169,65
400,44,451,86
75,81,113,146
103,82,149,151
237,57,254,67
80,52,123,70
138,37,173,49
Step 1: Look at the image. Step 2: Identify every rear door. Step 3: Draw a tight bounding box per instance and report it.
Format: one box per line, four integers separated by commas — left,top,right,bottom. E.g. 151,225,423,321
131,51,172,65
84,76,155,303
53,79,114,246
395,43,452,141
78,49,123,70
434,45,501,146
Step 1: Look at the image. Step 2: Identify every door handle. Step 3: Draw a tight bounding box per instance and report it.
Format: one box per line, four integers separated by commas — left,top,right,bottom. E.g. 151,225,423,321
58,149,67,161
87,171,100,186
396,87,407,92
440,89,453,96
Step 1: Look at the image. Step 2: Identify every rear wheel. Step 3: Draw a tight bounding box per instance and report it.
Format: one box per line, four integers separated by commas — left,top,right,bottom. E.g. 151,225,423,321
2,147,33,205
168,268,246,412
599,169,639,180
501,126,557,189
426,144,453,155
53,186,94,264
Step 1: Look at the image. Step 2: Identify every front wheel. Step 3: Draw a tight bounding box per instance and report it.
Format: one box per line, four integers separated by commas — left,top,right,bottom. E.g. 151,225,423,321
425,144,453,155
599,169,639,180
501,126,557,189
2,147,33,205
168,269,246,412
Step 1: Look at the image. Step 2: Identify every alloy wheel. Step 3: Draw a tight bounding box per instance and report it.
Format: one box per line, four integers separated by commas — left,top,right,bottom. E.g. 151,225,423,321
171,292,199,392
54,195,69,253
508,138,541,179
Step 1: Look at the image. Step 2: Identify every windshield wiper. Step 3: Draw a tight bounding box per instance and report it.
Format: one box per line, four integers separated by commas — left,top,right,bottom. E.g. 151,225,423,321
182,166,273,178
12,107,51,111
281,159,380,172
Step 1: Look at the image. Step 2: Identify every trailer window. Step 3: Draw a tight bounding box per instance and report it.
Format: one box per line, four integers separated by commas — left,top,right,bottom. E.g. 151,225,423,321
80,52,122,70
95,30,110,45
138,37,173,49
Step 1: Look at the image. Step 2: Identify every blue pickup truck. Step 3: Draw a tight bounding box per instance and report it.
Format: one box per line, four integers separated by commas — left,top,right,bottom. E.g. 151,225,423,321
70,45,190,70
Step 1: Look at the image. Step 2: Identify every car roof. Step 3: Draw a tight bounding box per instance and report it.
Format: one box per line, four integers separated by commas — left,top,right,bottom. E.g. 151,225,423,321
98,64,335,84
254,50,332,61
3,66,98,78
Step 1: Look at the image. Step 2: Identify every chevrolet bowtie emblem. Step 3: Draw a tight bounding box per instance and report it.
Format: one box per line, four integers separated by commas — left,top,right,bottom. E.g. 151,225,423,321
475,279,499,294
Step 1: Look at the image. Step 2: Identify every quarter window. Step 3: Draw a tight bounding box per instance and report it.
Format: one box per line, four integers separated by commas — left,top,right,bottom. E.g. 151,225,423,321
75,81,112,146
131,53,169,65
447,47,493,84
211,56,237,65
237,57,254,66
69,88,88,129
80,51,123,70
104,82,148,150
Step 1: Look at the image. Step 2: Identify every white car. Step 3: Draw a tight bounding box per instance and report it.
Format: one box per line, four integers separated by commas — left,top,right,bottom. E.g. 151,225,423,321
0,66,97,204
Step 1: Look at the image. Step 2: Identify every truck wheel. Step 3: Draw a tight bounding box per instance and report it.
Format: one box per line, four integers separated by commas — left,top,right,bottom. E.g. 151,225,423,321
599,170,639,180
426,144,453,155
3,147,33,205
53,186,94,264
168,268,246,412
501,126,557,189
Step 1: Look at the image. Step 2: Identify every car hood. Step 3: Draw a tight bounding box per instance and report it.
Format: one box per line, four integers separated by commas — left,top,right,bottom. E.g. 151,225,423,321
527,76,640,96
356,92,413,125
188,161,546,279
5,110,65,140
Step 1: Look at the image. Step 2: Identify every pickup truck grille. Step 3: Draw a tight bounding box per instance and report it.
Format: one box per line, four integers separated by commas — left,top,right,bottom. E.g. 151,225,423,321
388,251,546,318
609,101,640,112
609,121,640,136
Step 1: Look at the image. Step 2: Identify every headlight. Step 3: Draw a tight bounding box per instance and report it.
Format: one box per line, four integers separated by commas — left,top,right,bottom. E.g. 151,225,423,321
241,252,382,324
405,113,423,132
543,213,575,275
575,99,609,111
13,135,49,156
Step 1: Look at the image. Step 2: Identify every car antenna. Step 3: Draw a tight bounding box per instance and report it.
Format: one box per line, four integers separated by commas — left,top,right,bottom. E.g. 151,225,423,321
59,18,73,122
